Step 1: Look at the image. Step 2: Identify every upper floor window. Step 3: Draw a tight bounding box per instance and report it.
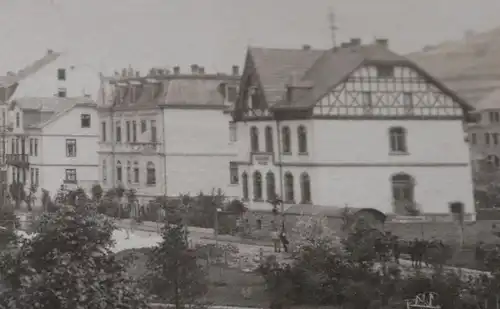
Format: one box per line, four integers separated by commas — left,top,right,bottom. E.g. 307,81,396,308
361,92,373,114
265,126,273,152
150,120,157,143
471,133,477,145
229,123,237,142
15,112,20,128
66,139,77,157
126,161,132,184
57,68,66,81
485,133,491,145
300,172,312,204
65,169,77,183
101,121,107,142
58,87,67,98
489,111,500,123
253,171,263,201
249,87,261,110
115,121,122,143
250,126,259,152
282,126,291,154
81,114,91,128
133,161,139,183
389,127,407,153
402,92,414,114
116,160,123,182
141,120,147,133
242,172,249,200
493,133,499,145
297,125,308,154
376,65,394,78
284,172,294,203
126,121,131,142
227,86,238,103
132,120,137,142
487,155,500,169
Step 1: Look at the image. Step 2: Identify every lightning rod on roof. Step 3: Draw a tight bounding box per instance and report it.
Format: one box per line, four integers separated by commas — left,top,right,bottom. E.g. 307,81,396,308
328,7,338,49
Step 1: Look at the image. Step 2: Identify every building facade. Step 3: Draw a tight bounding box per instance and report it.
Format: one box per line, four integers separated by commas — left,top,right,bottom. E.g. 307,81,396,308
231,39,475,222
98,64,240,201
5,97,99,197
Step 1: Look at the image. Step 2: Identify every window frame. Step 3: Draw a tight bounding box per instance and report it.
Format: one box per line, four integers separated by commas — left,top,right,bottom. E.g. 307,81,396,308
65,168,77,183
297,125,308,154
389,127,408,153
229,162,239,185
81,114,91,128
146,162,156,185
65,139,77,157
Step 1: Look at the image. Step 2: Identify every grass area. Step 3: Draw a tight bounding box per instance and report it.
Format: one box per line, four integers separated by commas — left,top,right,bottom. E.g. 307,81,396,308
116,248,268,307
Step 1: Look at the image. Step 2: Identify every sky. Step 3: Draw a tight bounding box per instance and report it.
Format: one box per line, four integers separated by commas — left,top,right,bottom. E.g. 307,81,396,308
1,0,500,76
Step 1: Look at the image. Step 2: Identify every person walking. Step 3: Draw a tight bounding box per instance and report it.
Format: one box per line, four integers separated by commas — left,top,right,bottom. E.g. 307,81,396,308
279,229,289,253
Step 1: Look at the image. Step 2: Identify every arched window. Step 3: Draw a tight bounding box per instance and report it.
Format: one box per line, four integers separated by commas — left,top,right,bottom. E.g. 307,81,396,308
146,162,156,185
389,127,407,153
284,172,294,203
391,173,415,214
116,160,123,182
133,161,139,183
242,172,249,200
300,172,311,203
266,171,276,201
250,126,259,152
282,126,291,153
487,155,500,169
297,125,308,154
265,126,273,152
126,161,131,184
253,171,263,200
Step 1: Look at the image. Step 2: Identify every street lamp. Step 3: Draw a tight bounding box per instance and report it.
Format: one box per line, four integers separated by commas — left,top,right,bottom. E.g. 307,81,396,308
214,207,222,247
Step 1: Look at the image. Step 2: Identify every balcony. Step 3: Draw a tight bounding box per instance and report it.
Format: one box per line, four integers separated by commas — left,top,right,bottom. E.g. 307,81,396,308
5,154,29,168
129,142,160,155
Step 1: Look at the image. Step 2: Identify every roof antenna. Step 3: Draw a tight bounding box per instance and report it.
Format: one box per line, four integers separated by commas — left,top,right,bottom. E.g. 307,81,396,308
328,7,338,49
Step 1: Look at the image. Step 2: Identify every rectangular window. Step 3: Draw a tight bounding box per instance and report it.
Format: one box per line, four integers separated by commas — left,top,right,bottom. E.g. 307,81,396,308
494,133,499,145
150,120,157,143
58,88,67,98
126,121,131,142
362,92,373,114
133,165,139,183
229,162,238,184
81,114,91,128
229,123,237,142
30,168,39,186
485,133,491,145
15,112,20,128
34,139,38,156
29,138,34,156
66,139,77,157
57,68,66,81
132,120,137,142
116,121,122,142
65,169,77,183
227,86,238,103
471,133,477,145
376,65,394,78
141,120,147,133
402,92,413,114
490,111,500,123
101,121,107,142
35,168,39,186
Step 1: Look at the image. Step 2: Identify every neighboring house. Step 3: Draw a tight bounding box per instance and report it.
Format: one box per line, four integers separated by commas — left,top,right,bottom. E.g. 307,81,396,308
6,97,99,197
231,38,475,223
98,64,240,202
466,89,500,187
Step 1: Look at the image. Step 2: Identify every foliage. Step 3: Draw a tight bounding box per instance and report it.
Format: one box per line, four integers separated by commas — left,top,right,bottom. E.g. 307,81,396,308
90,184,104,202
9,181,25,209
41,189,57,213
0,204,150,309
0,208,19,250
291,213,341,253
142,223,208,307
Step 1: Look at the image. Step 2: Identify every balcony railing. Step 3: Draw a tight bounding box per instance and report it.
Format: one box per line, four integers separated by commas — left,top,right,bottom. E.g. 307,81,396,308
5,154,29,167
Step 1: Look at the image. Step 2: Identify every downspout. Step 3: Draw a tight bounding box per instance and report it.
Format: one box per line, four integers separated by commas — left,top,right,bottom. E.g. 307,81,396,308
161,107,167,196
275,118,285,220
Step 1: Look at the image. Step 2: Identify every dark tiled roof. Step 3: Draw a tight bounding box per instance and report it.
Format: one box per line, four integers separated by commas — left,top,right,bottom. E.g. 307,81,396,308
248,47,324,105
162,78,226,106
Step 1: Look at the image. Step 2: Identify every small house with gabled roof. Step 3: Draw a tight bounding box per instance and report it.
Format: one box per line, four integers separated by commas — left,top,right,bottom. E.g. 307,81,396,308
231,39,475,222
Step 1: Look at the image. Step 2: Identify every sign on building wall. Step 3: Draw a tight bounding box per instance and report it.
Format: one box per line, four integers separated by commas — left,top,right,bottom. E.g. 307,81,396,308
253,154,272,165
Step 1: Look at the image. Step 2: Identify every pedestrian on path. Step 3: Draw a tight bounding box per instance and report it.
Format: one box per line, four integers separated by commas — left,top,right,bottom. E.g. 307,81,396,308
280,229,289,253
271,229,281,253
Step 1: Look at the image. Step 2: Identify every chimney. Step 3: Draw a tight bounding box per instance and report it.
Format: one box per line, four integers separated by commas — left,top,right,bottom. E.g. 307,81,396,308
302,44,311,50
375,38,389,47
198,67,205,74
232,65,239,76
173,66,180,74
191,64,199,74
47,49,53,54
350,38,361,46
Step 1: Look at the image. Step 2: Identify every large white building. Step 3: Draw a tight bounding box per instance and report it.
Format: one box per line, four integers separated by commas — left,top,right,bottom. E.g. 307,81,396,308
5,97,99,197
98,64,240,201
231,39,475,222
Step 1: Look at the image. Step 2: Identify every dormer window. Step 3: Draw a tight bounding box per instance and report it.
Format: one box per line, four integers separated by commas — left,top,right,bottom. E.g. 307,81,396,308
249,87,260,109
376,65,394,78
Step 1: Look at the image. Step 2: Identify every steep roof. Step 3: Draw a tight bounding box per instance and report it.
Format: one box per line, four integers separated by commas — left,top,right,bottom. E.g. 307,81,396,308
247,43,469,111
475,88,500,111
248,47,324,105
12,96,95,129
162,78,227,106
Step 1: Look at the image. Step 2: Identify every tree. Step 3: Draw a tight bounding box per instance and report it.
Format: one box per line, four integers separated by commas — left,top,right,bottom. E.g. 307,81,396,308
90,184,104,202
0,207,19,250
143,223,208,308
9,181,25,209
291,212,341,253
0,204,149,309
